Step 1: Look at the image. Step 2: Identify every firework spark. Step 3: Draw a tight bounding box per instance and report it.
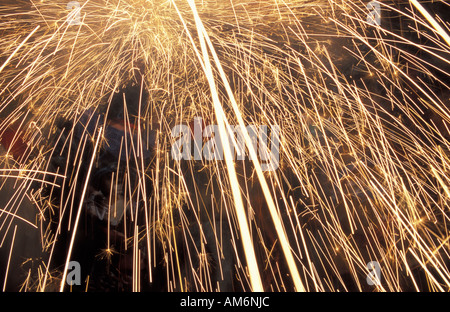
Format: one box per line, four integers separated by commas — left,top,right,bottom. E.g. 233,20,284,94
0,0,449,292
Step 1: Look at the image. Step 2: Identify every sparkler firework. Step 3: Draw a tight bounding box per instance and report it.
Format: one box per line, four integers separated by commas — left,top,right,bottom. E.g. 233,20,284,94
0,0,449,293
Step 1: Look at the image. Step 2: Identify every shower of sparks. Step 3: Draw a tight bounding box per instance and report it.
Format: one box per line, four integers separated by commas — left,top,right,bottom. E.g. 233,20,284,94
0,0,449,292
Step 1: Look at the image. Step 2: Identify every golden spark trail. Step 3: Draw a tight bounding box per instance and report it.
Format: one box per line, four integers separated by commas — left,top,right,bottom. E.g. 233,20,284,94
409,0,450,48
59,126,103,291
0,25,40,74
199,11,306,293
2,225,17,291
182,0,264,291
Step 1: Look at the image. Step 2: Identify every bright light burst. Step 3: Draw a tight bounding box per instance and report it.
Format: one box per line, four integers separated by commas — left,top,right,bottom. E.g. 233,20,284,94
0,0,449,292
